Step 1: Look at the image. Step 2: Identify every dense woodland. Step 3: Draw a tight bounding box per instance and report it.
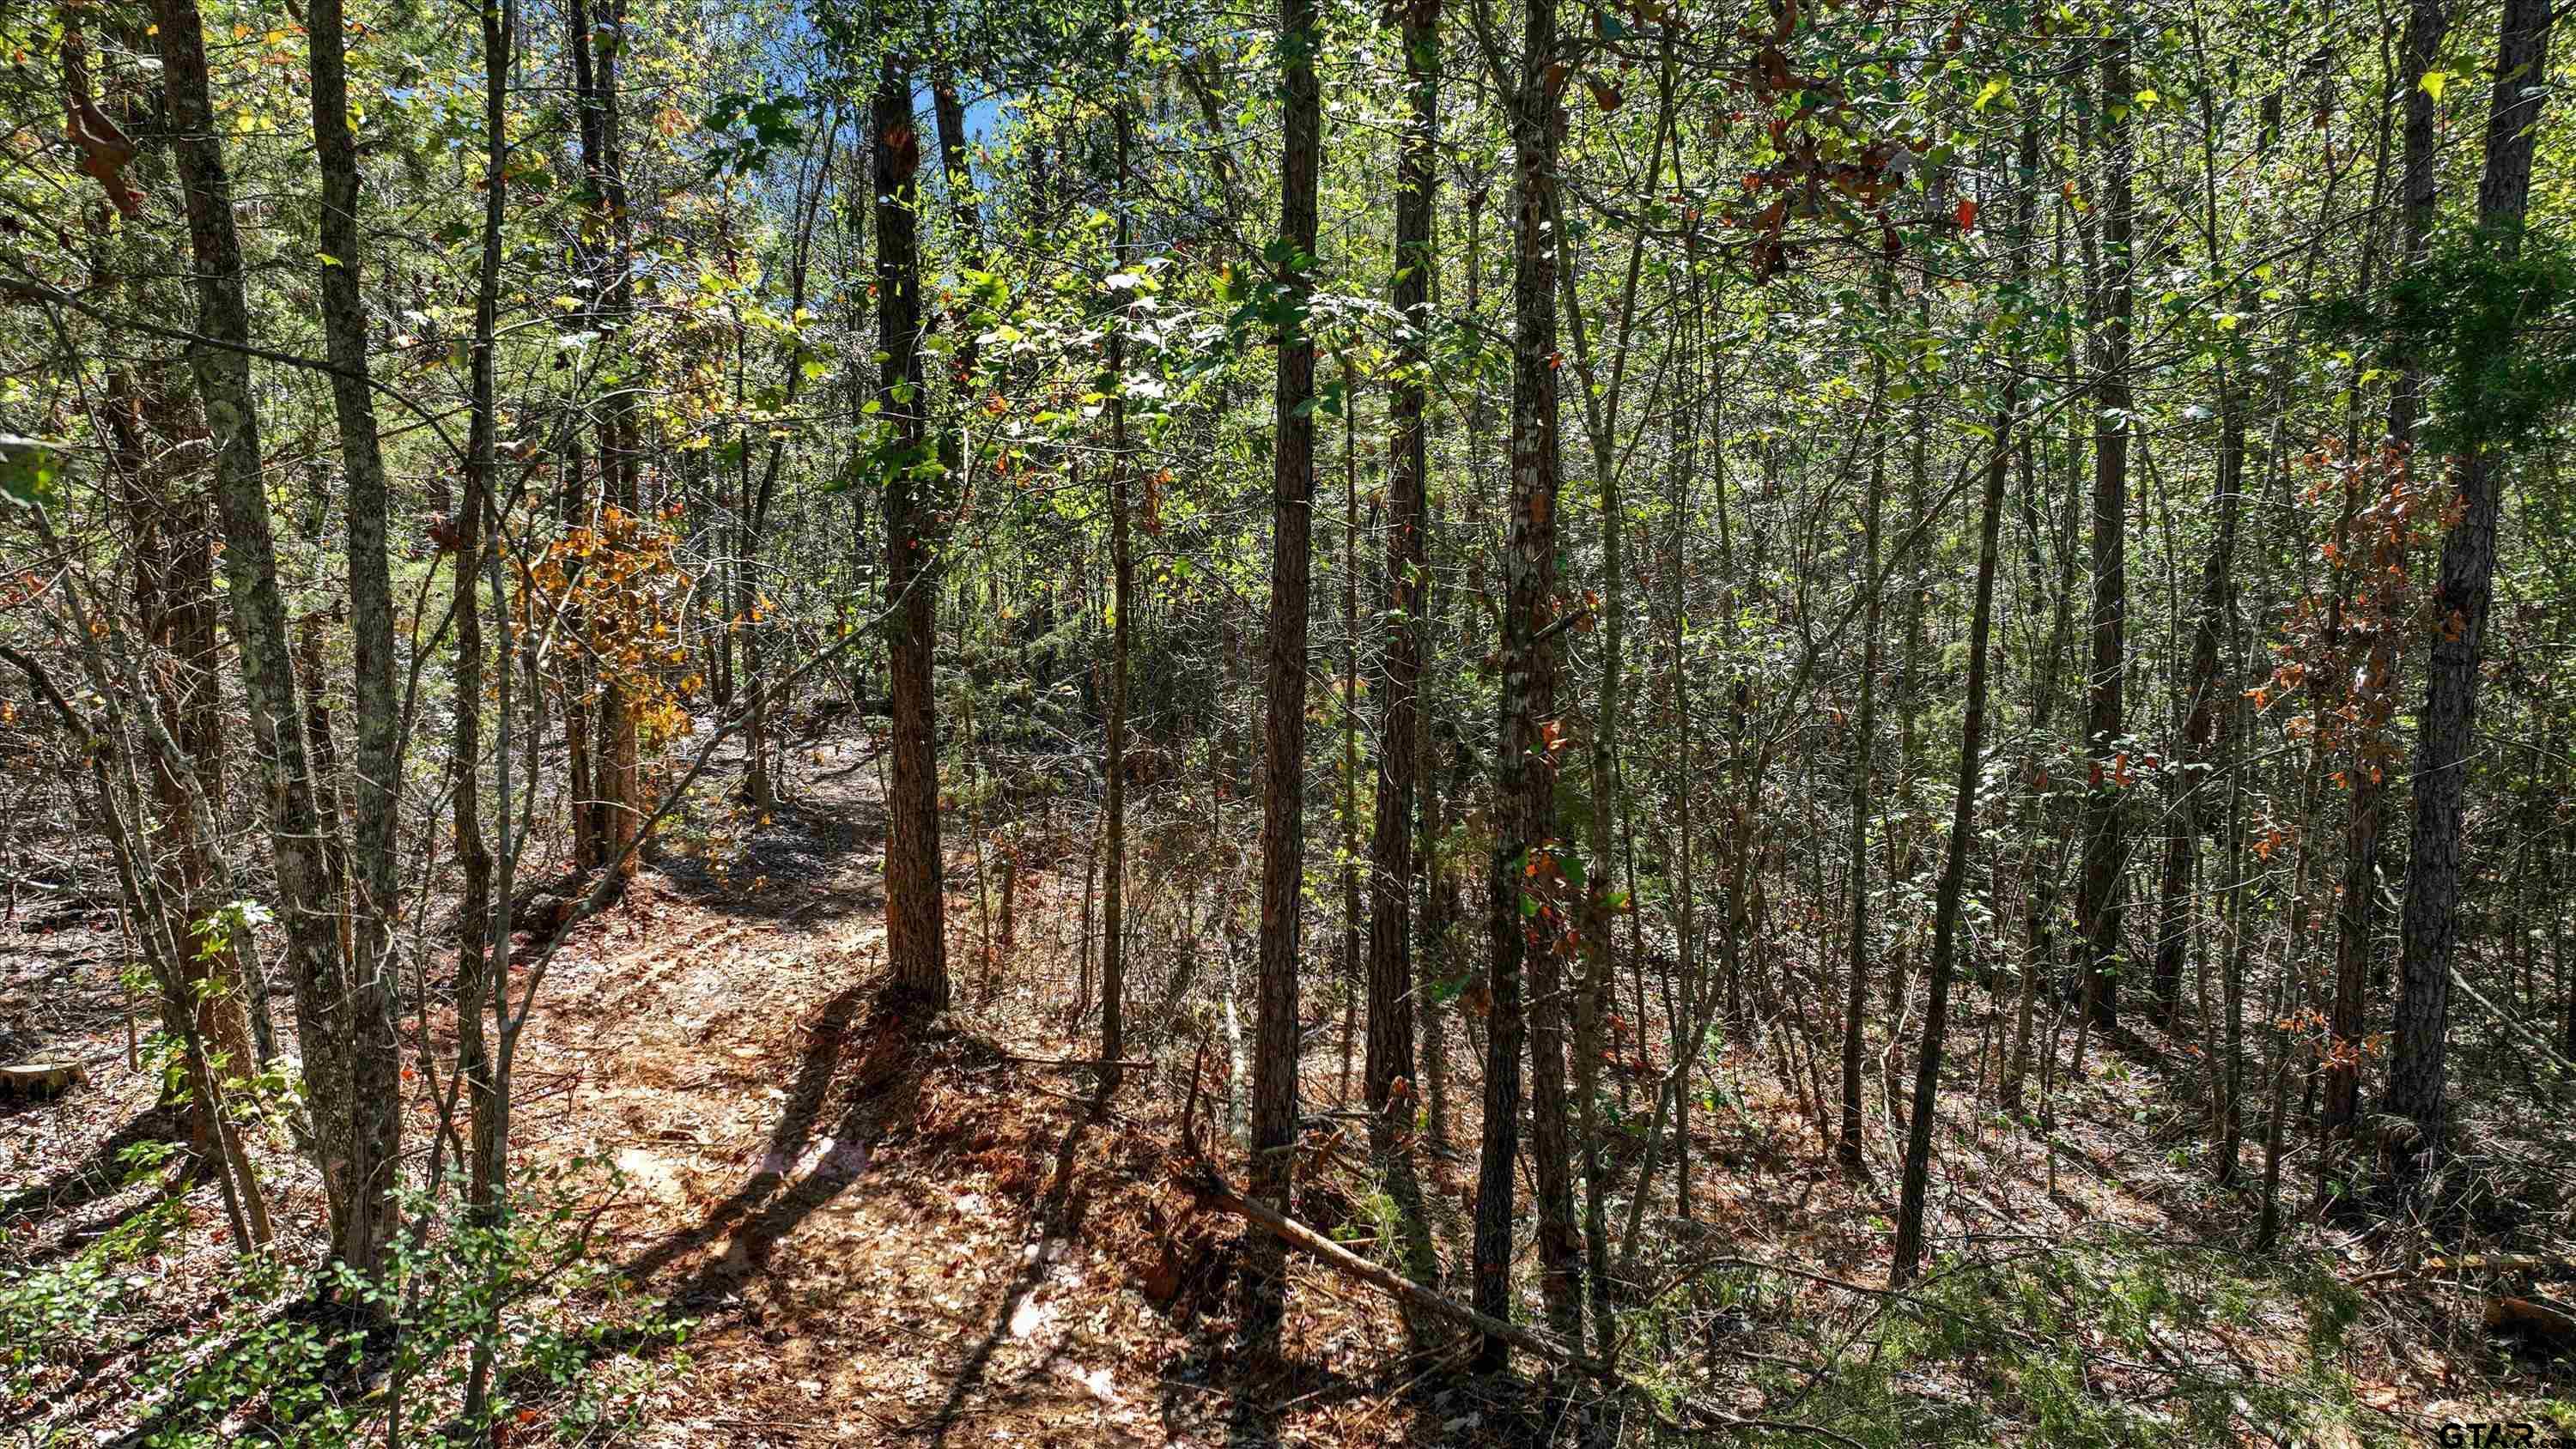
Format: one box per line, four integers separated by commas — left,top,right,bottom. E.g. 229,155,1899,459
2,0,2573,1442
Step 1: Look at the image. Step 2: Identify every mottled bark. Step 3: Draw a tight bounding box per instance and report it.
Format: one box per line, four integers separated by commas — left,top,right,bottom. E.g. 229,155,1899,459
1476,0,1575,1366
150,0,384,1281
302,0,404,1243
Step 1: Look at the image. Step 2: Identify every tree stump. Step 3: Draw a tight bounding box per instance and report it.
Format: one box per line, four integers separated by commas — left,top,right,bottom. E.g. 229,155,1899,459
0,1062,87,1099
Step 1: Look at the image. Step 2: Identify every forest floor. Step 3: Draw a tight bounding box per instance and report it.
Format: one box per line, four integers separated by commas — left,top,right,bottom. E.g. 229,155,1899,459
5,723,2573,1446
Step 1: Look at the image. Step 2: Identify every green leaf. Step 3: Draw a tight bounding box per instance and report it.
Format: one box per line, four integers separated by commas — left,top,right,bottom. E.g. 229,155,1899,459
1,435,68,513
2420,70,2450,100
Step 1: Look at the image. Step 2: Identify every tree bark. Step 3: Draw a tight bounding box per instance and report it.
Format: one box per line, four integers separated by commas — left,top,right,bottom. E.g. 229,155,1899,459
149,0,386,1285
2387,0,2554,1161
876,59,951,1013
1893,197,2026,1288
1102,13,1134,1091
1839,266,1893,1167
2077,38,2136,1032
1477,0,1576,1366
314,209,407,987
567,0,642,877
2385,0,2454,446
453,0,512,1240
1364,0,1440,1299
1243,0,1321,1343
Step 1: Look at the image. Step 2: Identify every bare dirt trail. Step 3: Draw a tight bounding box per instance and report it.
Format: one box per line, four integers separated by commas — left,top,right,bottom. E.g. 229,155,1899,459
512,749,1454,1448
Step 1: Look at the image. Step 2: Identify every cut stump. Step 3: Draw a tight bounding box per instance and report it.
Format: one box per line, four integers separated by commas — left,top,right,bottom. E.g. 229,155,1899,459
0,1062,86,1100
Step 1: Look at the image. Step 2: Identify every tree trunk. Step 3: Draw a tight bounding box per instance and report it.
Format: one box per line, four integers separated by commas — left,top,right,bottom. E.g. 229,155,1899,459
1102,15,1134,1092
2156,375,2244,1032
1243,0,1321,1343
567,0,642,878
1365,0,1440,1299
1893,149,2028,1281
453,0,511,1243
2078,39,2136,1032
1477,0,1576,1366
1339,374,1362,1106
149,0,386,1286
2385,0,2454,447
2387,0,2553,1161
1839,266,1893,1167
304,0,405,1264
875,59,951,1013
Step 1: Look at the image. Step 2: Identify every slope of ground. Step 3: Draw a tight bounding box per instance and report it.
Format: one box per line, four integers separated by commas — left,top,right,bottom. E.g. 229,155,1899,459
5,725,2573,1446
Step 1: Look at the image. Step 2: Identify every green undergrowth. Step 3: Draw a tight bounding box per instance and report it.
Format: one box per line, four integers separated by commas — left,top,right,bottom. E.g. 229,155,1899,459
2,1154,689,1446
1622,1234,2401,1447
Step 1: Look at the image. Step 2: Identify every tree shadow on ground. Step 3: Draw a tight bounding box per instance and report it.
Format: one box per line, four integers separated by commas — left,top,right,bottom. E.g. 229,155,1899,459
643,793,884,928
1146,1336,1555,1449
0,1101,185,1246
617,981,901,1294
920,1088,1101,1447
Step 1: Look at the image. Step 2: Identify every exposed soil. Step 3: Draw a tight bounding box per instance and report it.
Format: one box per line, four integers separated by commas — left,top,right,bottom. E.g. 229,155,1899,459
4,727,2569,1446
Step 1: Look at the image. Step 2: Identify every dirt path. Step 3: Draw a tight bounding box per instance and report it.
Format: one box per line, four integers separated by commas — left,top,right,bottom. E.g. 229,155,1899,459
507,752,1451,1448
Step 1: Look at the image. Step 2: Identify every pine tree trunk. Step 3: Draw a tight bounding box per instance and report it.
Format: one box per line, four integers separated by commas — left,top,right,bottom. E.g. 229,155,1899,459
1476,0,1575,1365
1244,0,1321,1343
2078,39,2136,1032
1363,0,1437,1187
1355,0,1441,1306
2388,0,2553,1161
875,60,951,1013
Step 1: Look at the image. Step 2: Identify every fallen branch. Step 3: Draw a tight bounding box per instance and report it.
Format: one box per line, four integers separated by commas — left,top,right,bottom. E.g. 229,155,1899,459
1000,1052,1156,1072
1182,1151,1595,1373
2486,1294,2576,1347
1170,1040,1868,1448
2346,1253,2576,1288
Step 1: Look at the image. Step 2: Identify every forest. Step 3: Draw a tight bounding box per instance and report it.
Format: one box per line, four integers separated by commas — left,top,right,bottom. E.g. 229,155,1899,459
1,0,2572,1441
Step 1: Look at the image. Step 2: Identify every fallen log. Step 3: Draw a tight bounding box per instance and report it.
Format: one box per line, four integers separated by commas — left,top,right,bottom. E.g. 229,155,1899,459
1169,1038,1868,1447
2484,1294,2576,1349
999,1052,1156,1072
1181,1161,1595,1372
